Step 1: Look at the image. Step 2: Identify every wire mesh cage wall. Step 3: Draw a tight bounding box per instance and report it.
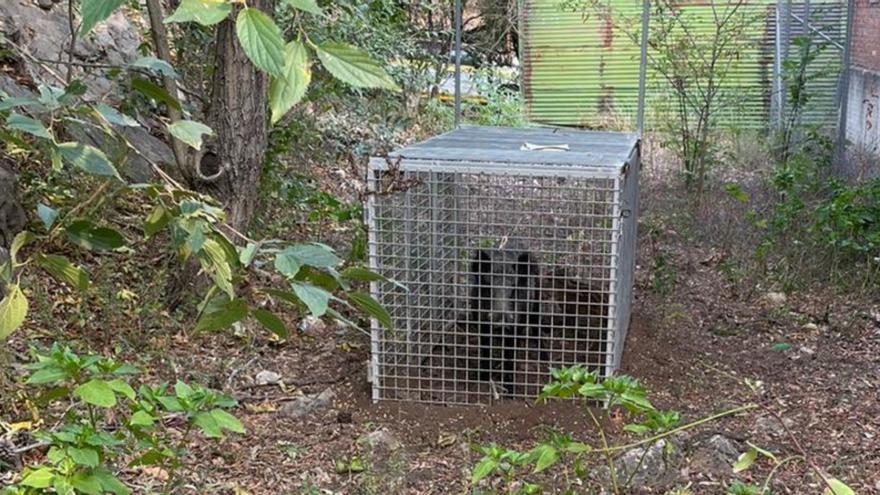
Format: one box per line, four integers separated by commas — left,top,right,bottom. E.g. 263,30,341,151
366,126,640,405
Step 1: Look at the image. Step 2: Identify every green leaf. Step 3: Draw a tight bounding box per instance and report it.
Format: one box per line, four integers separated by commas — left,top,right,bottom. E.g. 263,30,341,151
36,254,90,291
239,242,260,266
7,113,52,139
0,96,42,111
347,291,392,330
823,478,854,495
57,142,120,178
732,447,757,473
167,120,213,150
292,283,330,317
263,288,301,306
129,56,178,79
235,8,287,77
131,77,182,111
724,183,750,203
143,205,171,237
531,444,559,473
211,408,245,434
68,447,100,467
21,467,55,488
623,424,651,435
194,411,222,438
93,468,130,495
129,410,156,427
200,238,234,298
79,0,126,35
251,308,288,338
195,298,248,331
315,42,399,90
71,472,103,494
269,41,311,124
471,457,497,483
107,379,136,400
37,204,59,230
27,366,69,385
274,250,302,277
164,0,231,26
281,0,322,15
0,284,28,340
10,231,36,265
771,342,792,351
74,379,117,408
66,220,126,251
285,243,342,268
96,104,140,127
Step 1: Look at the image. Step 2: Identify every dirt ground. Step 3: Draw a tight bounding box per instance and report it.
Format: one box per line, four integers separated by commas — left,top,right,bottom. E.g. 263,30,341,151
4,149,879,495
127,187,880,494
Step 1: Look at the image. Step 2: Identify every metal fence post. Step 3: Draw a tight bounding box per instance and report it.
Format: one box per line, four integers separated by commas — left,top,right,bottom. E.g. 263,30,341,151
637,0,650,136
834,0,855,176
454,0,463,128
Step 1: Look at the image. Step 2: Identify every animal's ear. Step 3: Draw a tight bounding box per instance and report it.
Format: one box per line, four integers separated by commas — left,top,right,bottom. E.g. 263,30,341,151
471,249,492,283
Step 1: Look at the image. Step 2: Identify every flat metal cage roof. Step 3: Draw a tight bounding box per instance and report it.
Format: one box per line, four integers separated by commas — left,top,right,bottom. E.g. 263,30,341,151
373,126,639,178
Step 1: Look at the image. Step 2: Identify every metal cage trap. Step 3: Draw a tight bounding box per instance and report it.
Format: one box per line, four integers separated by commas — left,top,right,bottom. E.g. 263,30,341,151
366,127,640,404
365,0,649,405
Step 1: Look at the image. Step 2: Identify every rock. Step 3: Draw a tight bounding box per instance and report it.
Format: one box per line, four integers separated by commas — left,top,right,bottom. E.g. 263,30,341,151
802,323,819,332
762,292,787,307
278,388,336,419
754,414,794,438
362,429,402,451
254,370,281,386
799,346,815,356
298,316,326,334
601,438,682,488
689,434,740,477
0,0,141,100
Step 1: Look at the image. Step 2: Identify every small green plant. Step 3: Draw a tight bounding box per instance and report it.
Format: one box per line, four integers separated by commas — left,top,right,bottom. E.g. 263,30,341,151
2,345,244,494
650,252,677,298
471,366,752,494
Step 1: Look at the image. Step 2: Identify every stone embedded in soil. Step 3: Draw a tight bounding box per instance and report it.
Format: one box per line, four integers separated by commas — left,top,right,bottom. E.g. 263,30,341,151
762,292,787,307
362,429,402,451
298,316,326,334
279,388,336,419
255,370,282,386
37,0,54,10
754,414,794,438
598,438,682,489
688,434,740,478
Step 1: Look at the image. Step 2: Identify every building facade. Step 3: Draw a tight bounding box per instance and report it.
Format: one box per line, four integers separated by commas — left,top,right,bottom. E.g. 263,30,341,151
844,0,880,176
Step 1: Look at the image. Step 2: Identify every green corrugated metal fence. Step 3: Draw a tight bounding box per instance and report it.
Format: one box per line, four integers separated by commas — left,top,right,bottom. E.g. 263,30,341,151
522,0,848,129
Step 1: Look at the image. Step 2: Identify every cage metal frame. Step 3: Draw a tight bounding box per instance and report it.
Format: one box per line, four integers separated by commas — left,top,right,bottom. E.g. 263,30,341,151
366,128,640,405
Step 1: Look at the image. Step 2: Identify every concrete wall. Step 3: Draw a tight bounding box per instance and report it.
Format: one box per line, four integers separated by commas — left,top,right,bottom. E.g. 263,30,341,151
844,67,880,178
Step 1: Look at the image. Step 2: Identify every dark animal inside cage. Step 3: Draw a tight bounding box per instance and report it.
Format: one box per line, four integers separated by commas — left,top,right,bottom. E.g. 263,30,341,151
468,249,610,397
469,247,543,392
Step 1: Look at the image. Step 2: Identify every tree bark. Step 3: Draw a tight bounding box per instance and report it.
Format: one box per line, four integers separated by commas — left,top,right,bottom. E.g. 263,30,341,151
0,157,27,299
199,0,274,232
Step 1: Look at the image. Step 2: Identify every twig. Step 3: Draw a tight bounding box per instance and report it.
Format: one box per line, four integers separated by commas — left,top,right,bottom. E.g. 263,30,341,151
761,404,838,493
13,441,50,455
145,0,192,184
587,407,620,495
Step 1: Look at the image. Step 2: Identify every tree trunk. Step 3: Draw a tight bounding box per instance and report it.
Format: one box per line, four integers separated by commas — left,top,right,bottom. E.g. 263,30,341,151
0,157,27,300
199,0,273,233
